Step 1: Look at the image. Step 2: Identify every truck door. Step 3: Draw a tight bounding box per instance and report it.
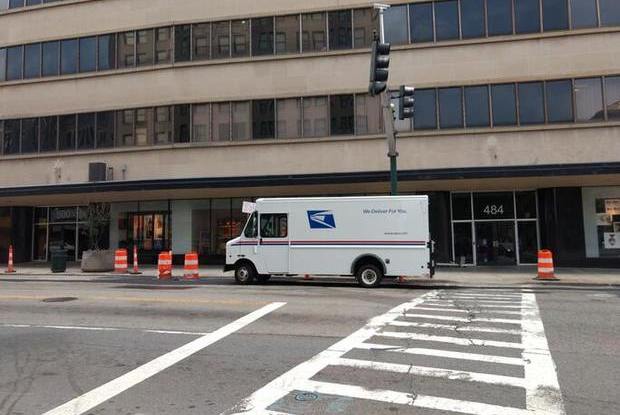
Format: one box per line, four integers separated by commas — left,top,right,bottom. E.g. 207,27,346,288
258,213,289,273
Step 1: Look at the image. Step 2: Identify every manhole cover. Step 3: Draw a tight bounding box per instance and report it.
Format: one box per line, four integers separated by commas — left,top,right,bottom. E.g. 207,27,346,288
295,392,319,402
42,297,78,303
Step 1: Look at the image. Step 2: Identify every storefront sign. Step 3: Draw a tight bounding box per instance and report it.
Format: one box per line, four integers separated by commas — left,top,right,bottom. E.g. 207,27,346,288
50,207,77,223
473,193,515,220
603,233,619,249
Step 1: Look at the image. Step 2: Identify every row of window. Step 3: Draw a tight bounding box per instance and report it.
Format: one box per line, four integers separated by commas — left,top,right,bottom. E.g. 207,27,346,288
2,74,620,156
0,0,63,10
2,1,620,82
404,75,620,131
0,94,384,155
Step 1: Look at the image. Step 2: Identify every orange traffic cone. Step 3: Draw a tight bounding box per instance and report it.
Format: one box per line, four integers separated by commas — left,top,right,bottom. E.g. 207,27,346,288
534,250,559,281
129,245,142,275
158,251,172,280
5,245,16,274
183,252,200,280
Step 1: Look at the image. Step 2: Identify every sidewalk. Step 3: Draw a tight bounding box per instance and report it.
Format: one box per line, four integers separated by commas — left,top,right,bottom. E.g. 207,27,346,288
2,263,619,287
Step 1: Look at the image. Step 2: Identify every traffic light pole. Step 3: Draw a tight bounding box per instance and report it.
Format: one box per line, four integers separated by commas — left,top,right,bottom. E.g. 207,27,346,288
375,4,398,195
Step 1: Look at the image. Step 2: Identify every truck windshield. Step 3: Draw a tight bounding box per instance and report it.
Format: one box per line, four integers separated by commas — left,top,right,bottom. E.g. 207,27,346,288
243,212,258,238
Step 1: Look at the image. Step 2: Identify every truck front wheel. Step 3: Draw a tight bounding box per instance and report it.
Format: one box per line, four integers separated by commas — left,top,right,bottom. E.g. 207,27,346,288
234,262,256,285
356,264,383,288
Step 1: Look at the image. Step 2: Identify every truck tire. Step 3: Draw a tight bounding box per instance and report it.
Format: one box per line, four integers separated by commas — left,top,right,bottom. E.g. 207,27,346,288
356,264,383,288
234,262,256,285
256,274,271,284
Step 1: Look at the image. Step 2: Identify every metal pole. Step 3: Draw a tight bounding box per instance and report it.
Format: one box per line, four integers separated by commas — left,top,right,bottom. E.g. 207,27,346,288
374,4,398,196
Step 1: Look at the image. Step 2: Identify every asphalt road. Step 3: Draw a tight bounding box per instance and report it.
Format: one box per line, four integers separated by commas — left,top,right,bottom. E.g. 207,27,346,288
0,275,618,415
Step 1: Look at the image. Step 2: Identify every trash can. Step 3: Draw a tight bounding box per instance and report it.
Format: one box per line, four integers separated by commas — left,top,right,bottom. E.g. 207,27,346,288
51,249,67,273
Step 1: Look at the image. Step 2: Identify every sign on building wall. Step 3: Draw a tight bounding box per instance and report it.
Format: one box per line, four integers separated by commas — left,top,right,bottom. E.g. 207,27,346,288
604,233,619,249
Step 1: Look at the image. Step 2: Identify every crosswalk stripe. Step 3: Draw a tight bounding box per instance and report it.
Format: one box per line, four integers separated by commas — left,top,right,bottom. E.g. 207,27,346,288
294,380,530,415
411,306,522,316
356,343,526,366
334,357,527,388
378,331,524,349
443,296,522,303
387,320,522,334
424,301,525,309
403,313,522,325
446,293,522,298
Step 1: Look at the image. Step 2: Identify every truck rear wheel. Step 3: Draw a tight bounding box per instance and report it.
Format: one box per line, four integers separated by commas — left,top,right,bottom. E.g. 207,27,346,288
356,264,383,288
234,263,256,285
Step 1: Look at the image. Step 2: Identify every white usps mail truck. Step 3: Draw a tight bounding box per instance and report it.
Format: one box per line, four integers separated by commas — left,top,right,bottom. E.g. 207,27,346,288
224,196,435,288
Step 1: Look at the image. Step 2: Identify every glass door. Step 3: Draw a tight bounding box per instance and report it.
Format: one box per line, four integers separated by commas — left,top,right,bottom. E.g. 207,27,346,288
48,224,77,261
475,222,517,265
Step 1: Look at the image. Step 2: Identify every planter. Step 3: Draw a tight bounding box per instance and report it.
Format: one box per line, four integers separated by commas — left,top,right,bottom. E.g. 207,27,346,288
81,249,115,272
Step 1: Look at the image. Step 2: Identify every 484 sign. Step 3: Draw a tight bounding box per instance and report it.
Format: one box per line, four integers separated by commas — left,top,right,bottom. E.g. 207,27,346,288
483,205,504,216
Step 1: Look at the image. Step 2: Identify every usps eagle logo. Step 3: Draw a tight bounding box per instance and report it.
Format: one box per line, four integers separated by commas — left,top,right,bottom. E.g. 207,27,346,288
307,210,336,229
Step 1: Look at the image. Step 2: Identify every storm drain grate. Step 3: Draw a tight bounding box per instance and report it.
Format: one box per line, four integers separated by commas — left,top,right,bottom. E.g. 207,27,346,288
42,297,78,303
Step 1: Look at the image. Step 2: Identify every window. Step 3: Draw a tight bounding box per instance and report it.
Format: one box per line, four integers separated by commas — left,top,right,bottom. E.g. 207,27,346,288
328,10,352,50
135,108,153,145
136,29,154,66
571,0,598,28
435,0,460,41
40,116,58,152
79,37,96,72
3,120,20,154
461,0,485,38
0,48,5,81
487,0,513,36
452,193,472,220
98,35,116,71
174,25,191,62
546,79,573,122
252,99,275,139
464,85,490,127
276,15,300,54
212,21,230,59
192,23,210,60
410,2,434,43
252,17,274,56
231,20,250,58
473,192,515,219
116,110,134,146
518,82,545,125
302,13,327,52
605,76,620,121
516,191,537,219
24,43,41,79
303,96,328,137
155,27,172,64
77,113,95,150
575,77,604,121
96,111,115,148
599,0,620,26
39,42,59,78
244,212,258,238
491,83,517,126
353,8,378,49
276,98,302,139
439,87,463,128
174,104,191,143
330,94,354,135
154,106,172,144
21,118,38,153
232,101,251,140
192,104,211,142
355,93,383,135
9,0,24,7
213,102,231,141
543,0,569,31
58,114,76,151
383,5,408,45
61,39,78,74
515,0,541,34
413,89,438,130
260,214,288,238
117,31,135,68
7,46,23,81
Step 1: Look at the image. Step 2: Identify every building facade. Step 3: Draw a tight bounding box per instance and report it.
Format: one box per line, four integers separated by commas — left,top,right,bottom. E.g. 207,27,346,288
1,0,619,267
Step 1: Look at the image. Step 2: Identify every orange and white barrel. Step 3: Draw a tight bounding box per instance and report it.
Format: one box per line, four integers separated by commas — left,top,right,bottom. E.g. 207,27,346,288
5,245,16,273
158,251,172,280
536,250,558,280
183,252,199,280
114,249,128,273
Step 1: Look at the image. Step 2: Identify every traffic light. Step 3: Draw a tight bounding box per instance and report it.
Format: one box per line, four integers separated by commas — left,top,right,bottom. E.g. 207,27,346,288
368,38,391,96
398,86,415,120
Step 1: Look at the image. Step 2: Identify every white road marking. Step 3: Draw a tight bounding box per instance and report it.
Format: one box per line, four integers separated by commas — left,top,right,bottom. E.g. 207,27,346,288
403,313,522,324
334,357,527,388
425,301,526,309
521,293,566,414
377,331,523,349
387,320,522,334
444,296,522,303
42,302,286,415
413,306,522,315
446,292,522,298
0,323,209,336
356,343,525,366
